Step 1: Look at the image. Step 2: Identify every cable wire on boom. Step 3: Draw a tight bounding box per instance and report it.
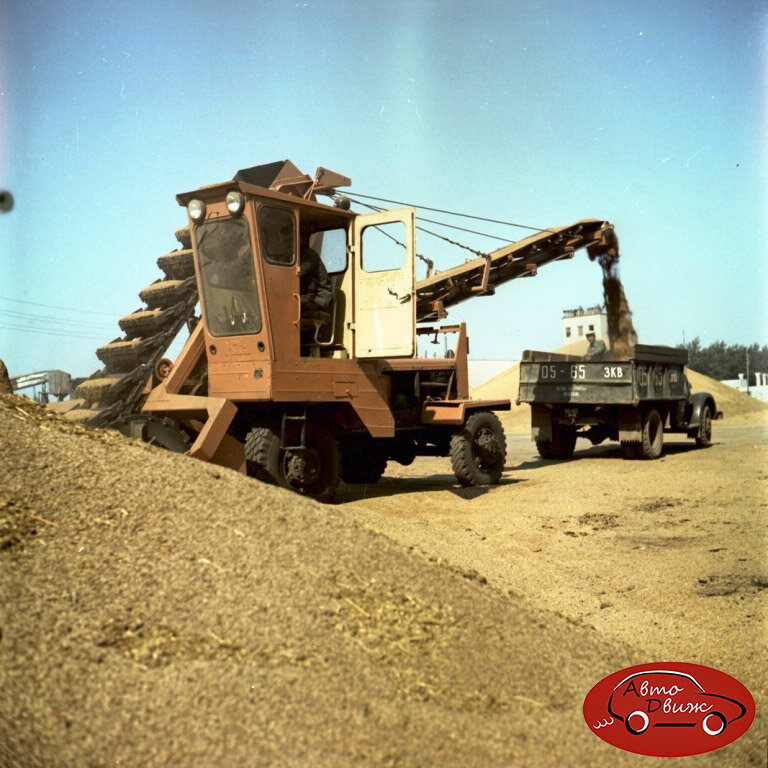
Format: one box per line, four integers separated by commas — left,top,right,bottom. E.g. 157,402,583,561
347,196,493,261
346,191,555,233
344,196,516,243
347,198,434,273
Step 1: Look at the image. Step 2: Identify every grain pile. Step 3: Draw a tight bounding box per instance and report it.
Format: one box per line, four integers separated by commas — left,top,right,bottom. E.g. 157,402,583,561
0,360,11,395
0,394,645,767
686,370,768,424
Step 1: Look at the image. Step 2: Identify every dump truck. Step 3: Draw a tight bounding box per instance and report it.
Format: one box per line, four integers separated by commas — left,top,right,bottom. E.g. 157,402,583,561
55,160,616,501
517,344,721,460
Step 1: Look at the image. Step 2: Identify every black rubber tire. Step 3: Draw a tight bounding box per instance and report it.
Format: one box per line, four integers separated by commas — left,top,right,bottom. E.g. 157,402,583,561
695,404,713,448
157,249,195,280
340,440,387,484
244,426,282,486
450,411,506,487
621,440,641,459
283,423,340,503
639,408,663,459
536,427,576,460
535,439,556,459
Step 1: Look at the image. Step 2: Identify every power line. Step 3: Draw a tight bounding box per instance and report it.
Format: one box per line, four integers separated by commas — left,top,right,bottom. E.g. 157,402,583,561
0,322,106,340
0,294,116,316
346,191,555,233
0,308,112,330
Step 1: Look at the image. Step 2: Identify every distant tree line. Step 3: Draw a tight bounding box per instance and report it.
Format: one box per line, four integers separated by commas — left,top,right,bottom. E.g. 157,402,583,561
677,339,768,383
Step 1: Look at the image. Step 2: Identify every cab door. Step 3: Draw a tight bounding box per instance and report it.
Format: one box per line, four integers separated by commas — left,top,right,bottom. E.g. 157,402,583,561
351,208,416,358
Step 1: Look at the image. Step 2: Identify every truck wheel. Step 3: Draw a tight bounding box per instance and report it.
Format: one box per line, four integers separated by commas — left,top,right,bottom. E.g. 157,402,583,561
639,409,663,459
281,423,340,503
245,426,282,485
535,439,556,459
621,441,641,459
340,440,387,484
536,427,576,460
695,404,713,448
450,411,506,487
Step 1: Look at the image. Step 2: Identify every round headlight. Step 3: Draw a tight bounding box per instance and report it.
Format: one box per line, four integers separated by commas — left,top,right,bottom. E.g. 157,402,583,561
188,198,206,222
225,190,245,216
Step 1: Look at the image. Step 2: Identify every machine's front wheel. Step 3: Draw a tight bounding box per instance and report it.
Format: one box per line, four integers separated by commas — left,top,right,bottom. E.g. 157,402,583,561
450,411,506,487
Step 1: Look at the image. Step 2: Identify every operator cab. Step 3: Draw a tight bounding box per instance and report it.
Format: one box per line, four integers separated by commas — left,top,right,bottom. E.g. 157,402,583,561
179,176,416,389
294,210,350,358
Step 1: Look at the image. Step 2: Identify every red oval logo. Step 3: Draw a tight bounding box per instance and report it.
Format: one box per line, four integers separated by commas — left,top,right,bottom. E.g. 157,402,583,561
583,662,755,757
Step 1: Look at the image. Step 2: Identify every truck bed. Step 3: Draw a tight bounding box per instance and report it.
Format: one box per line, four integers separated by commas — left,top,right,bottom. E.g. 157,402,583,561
517,345,689,406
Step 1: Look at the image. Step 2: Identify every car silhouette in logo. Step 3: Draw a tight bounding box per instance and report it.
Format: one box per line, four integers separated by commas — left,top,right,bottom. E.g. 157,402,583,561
606,670,747,737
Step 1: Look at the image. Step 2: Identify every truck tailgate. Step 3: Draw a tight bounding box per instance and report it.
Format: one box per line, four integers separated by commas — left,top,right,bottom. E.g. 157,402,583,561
518,360,635,404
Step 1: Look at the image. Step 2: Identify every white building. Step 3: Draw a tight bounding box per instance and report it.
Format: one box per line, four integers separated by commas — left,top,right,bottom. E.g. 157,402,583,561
720,373,768,403
561,305,608,343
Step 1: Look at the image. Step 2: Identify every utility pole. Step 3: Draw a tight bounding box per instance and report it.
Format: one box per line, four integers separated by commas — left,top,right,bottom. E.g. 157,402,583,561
746,349,750,396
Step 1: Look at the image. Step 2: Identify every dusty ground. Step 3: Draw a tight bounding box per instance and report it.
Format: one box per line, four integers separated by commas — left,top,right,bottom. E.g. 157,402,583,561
0,391,765,766
340,423,767,765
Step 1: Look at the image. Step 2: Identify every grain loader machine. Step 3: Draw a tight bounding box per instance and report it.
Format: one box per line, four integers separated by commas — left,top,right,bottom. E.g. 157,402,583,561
55,160,615,501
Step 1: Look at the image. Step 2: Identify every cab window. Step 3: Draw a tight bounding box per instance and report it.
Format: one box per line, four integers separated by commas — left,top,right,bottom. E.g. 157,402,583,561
361,221,407,272
259,206,296,265
310,227,347,274
195,217,261,337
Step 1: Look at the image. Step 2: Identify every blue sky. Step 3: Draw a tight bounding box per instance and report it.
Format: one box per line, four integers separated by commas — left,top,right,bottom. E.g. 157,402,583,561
1,0,766,379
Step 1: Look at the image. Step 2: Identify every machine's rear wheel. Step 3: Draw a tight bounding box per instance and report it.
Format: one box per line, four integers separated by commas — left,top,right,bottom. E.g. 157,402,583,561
450,411,506,487
281,423,340,503
246,422,340,502
340,439,387,484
